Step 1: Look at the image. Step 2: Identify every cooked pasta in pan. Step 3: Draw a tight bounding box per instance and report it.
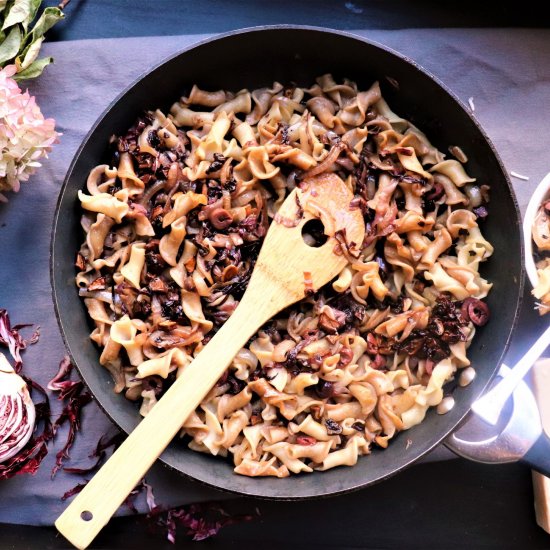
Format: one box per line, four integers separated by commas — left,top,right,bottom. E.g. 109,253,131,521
75,75,492,477
531,200,550,314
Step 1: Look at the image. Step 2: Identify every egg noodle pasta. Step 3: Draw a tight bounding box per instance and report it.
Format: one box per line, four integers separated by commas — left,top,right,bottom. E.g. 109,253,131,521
531,200,550,314
75,76,492,477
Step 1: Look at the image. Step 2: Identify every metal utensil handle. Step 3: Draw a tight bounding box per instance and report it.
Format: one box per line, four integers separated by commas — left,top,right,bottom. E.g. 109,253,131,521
471,323,550,425
524,434,550,476
446,365,550,477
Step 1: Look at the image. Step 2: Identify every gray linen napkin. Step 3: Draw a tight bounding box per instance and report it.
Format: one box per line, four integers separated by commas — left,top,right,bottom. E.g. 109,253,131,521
1,28,549,526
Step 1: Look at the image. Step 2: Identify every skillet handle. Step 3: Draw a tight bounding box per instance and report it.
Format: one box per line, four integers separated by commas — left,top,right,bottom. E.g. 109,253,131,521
445,365,546,471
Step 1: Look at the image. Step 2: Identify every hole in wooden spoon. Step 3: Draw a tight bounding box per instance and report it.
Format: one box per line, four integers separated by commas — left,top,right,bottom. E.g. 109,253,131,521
302,219,327,248
81,510,93,521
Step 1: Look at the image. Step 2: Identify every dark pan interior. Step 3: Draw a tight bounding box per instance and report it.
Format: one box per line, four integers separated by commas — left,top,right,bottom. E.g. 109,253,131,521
51,26,523,499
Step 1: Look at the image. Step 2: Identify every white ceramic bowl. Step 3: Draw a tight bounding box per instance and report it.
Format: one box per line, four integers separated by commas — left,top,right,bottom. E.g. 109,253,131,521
523,172,550,289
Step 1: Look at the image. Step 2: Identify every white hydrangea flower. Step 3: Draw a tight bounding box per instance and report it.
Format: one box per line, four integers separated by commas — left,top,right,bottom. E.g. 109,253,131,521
0,65,60,202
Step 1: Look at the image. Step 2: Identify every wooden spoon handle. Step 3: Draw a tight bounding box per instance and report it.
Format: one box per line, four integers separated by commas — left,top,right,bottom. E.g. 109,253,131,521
55,299,266,550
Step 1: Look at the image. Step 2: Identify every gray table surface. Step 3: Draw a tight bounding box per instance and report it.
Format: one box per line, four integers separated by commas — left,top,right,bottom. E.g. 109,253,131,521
1,22,549,545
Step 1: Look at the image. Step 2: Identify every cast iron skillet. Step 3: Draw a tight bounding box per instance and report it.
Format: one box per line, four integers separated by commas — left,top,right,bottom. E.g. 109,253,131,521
51,26,524,499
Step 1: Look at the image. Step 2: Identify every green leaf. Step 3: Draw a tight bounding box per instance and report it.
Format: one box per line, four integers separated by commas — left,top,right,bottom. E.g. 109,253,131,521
0,0,15,23
12,54,51,80
27,0,41,24
19,34,41,68
18,6,63,63
0,24,20,64
2,0,33,31
28,6,63,41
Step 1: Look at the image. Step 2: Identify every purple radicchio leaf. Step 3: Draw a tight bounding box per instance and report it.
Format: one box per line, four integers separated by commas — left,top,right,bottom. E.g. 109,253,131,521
48,356,93,478
0,308,39,373
61,480,89,501
62,430,125,475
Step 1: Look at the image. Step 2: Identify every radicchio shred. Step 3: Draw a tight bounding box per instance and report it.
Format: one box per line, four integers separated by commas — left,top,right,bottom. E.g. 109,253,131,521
0,308,37,373
146,501,258,543
48,356,93,478
62,431,124,476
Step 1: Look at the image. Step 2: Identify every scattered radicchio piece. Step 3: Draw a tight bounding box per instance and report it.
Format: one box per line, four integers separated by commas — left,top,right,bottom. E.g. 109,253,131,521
124,482,146,514
473,205,488,220
143,479,157,512
61,431,130,508
132,476,259,543
47,356,78,399
60,430,124,475
0,308,38,373
147,502,258,543
61,453,104,475
48,356,93,478
62,458,259,544
89,431,125,460
61,480,89,501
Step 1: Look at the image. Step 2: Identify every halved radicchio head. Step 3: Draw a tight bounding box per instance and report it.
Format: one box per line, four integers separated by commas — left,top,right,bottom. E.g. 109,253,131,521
0,353,35,463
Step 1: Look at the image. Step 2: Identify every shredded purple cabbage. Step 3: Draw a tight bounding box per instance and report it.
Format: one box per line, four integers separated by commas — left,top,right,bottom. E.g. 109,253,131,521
146,501,258,543
49,357,93,478
61,480,89,500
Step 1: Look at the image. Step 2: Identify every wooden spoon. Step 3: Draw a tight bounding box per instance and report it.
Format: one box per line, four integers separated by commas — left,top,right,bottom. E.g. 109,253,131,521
55,172,365,549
